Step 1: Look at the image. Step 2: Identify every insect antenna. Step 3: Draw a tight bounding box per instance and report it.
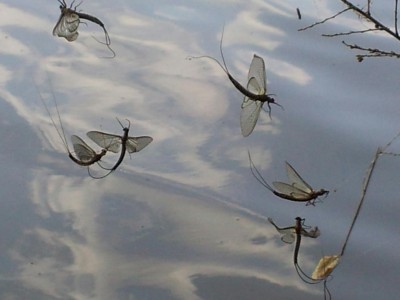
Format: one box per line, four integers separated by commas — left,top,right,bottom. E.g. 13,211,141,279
72,0,83,11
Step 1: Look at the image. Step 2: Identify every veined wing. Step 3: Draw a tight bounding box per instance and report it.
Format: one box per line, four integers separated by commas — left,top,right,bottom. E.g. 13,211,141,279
240,96,263,137
247,55,266,95
71,135,96,163
268,218,295,244
272,182,313,200
301,226,320,239
53,11,80,42
87,131,121,153
125,136,153,153
285,162,313,193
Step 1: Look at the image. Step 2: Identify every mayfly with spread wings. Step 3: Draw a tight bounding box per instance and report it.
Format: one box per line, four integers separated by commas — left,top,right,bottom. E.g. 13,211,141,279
268,217,320,244
188,28,282,137
37,83,111,178
87,120,153,178
249,153,329,205
53,0,115,57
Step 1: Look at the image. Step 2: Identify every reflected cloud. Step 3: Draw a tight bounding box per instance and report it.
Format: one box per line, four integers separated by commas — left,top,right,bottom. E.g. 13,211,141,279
3,170,322,299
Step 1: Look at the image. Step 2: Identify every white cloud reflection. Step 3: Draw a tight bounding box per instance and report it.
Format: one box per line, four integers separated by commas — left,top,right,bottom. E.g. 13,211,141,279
11,170,321,299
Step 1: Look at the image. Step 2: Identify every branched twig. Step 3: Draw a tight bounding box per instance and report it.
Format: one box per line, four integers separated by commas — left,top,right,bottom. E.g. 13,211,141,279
299,0,400,60
340,130,400,256
340,148,380,256
342,41,400,61
339,0,400,40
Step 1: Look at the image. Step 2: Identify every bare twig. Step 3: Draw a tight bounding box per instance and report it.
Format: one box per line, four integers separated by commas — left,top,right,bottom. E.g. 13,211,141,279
340,129,400,256
396,0,399,36
342,41,400,61
339,0,400,40
340,148,380,256
298,8,350,31
322,28,379,37
299,0,400,60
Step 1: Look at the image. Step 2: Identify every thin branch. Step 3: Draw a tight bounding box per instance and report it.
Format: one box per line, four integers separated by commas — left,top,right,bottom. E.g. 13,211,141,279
322,28,379,37
396,0,399,36
298,8,350,31
339,0,400,40
342,41,400,61
340,147,381,256
340,130,400,256
367,0,371,15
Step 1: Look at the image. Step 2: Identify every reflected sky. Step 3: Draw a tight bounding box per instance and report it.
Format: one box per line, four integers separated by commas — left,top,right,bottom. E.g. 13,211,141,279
1,0,400,299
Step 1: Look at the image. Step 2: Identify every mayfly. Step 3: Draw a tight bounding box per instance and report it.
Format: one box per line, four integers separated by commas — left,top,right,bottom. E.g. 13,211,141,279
36,83,109,177
53,0,116,58
248,152,329,205
87,120,153,178
268,217,320,244
293,217,332,300
188,28,282,137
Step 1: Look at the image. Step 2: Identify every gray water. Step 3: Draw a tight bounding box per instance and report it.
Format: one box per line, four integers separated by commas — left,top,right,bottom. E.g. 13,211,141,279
0,0,399,299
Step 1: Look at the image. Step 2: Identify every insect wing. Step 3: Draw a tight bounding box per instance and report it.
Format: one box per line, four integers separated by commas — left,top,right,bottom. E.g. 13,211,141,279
272,182,313,200
279,229,296,243
71,135,96,162
285,162,313,193
87,131,121,153
301,226,320,239
240,96,263,137
126,136,153,153
268,218,295,244
53,11,80,42
247,54,266,94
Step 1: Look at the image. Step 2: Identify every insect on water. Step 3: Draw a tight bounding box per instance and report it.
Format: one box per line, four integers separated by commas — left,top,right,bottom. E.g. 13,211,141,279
188,28,283,137
293,217,333,300
86,119,153,178
248,152,329,205
36,82,109,178
53,0,116,58
268,217,320,244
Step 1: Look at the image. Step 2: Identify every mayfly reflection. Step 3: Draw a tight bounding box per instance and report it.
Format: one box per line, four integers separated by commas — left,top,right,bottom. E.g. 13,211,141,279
249,153,329,205
53,0,115,57
188,29,282,137
87,119,153,178
37,83,109,178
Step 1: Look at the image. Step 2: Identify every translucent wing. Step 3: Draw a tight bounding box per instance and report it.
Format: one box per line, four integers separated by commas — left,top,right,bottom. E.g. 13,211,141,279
125,136,153,153
53,11,80,42
285,162,313,193
87,131,121,153
247,55,266,94
268,218,295,244
312,255,340,280
272,182,313,200
301,226,320,239
240,96,263,137
71,135,96,162
279,229,296,244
